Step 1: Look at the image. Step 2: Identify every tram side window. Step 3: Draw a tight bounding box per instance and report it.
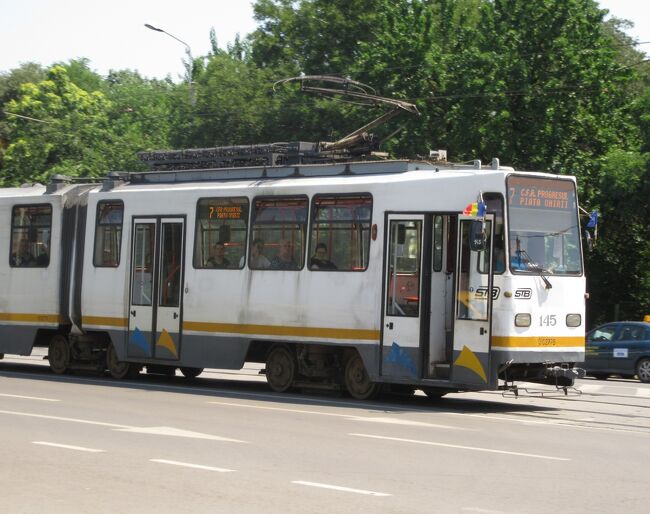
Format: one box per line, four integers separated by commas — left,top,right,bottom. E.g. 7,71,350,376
483,193,505,274
309,194,372,271
194,197,249,269
250,196,308,270
10,205,52,268
93,201,123,267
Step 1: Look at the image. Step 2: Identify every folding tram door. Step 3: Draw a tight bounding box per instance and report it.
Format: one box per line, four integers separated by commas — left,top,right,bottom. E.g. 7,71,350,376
128,216,185,362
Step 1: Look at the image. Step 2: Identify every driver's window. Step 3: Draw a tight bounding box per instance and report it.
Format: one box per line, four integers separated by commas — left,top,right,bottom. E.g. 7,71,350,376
590,325,616,342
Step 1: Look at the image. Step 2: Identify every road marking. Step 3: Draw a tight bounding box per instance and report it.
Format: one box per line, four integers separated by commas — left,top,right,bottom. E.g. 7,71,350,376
32,441,105,453
349,433,570,461
0,393,59,402
116,426,245,442
208,401,463,430
577,384,604,393
635,388,650,398
0,410,245,442
0,410,128,428
150,459,233,472
292,481,391,497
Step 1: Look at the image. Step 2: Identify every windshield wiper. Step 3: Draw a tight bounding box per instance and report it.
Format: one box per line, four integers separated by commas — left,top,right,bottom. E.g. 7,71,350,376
518,249,553,289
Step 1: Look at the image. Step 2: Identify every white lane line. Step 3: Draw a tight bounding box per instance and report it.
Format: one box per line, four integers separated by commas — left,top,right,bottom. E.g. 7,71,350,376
208,401,463,430
0,410,246,442
577,384,604,393
32,441,105,453
349,433,570,461
635,388,650,398
116,426,245,443
0,393,60,402
150,459,234,472
292,481,391,497
0,410,128,428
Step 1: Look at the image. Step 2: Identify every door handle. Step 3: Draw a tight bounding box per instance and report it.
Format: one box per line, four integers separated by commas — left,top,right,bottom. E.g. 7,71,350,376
173,312,179,319
386,322,394,330
130,310,136,317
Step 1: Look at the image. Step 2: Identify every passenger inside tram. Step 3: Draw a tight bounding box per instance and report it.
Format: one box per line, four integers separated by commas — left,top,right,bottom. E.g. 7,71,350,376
206,242,231,268
310,243,337,270
270,239,298,270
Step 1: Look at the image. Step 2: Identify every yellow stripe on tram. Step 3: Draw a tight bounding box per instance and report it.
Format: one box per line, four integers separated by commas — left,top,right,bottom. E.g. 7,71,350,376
0,312,65,324
492,336,584,348
183,321,380,341
81,316,128,328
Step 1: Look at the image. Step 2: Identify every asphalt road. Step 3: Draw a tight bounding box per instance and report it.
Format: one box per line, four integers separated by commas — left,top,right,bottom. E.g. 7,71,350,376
1,354,649,514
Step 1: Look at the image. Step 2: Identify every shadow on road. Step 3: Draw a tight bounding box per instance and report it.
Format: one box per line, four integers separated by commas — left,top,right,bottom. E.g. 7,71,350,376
0,359,559,416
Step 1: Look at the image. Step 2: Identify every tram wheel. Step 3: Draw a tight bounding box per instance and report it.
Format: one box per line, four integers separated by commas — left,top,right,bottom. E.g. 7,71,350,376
180,367,203,379
265,345,296,393
344,354,379,400
422,387,448,401
48,335,70,374
106,343,139,379
636,358,650,383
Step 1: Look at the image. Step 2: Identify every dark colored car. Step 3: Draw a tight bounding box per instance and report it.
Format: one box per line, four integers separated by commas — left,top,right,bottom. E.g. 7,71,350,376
584,321,650,383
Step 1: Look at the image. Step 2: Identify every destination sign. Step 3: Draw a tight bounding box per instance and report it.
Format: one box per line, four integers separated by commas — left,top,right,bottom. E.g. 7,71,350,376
209,205,243,220
507,176,575,211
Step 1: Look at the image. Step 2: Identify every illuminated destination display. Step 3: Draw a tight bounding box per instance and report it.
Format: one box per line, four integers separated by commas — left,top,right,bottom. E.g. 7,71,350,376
507,176,575,211
209,205,243,220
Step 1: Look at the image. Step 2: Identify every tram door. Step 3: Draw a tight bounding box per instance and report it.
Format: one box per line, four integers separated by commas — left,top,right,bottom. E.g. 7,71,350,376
427,215,453,378
128,217,185,361
451,215,494,386
381,215,424,379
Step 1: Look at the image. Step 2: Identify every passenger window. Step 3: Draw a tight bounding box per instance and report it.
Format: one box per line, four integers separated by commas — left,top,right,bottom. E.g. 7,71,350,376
618,326,644,341
309,194,372,271
251,196,308,270
194,197,249,269
93,201,123,267
386,220,422,317
10,204,52,268
432,216,443,272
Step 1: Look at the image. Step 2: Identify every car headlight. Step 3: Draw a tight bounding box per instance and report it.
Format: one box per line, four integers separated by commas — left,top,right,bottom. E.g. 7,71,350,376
515,313,531,327
566,314,581,327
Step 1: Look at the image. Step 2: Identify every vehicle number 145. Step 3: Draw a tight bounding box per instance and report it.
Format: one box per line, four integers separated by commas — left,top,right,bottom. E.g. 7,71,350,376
539,315,557,326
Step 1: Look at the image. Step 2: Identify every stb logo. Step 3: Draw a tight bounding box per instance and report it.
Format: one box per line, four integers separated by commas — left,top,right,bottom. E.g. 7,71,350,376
475,287,500,300
514,288,532,299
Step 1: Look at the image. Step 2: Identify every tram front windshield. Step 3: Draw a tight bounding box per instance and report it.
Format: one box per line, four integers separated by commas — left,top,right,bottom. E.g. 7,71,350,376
507,175,582,275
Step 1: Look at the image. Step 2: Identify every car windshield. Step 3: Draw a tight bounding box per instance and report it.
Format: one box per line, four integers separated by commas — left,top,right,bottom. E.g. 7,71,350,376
507,175,582,275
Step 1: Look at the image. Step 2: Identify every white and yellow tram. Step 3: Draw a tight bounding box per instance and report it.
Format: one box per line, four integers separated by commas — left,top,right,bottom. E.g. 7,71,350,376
0,149,586,398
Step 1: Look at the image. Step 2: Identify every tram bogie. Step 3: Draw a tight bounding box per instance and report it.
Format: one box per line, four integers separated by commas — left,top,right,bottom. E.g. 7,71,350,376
0,147,587,398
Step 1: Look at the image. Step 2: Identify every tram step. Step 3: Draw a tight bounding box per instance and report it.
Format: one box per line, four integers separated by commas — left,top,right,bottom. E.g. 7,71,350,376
432,363,450,379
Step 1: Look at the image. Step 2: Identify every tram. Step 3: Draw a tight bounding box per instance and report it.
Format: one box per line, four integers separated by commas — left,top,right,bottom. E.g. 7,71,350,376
0,142,586,399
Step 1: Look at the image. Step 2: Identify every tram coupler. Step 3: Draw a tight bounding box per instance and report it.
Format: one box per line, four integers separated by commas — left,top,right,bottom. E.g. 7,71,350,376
543,364,586,386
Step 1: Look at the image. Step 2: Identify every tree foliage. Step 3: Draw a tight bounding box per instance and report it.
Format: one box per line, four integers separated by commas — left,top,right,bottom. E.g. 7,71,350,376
0,0,648,324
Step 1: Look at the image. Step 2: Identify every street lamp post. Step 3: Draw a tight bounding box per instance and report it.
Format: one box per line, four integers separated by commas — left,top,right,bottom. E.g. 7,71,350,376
144,23,195,103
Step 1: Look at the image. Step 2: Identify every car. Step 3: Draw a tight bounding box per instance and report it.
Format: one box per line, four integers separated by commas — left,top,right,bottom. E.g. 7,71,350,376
584,321,650,383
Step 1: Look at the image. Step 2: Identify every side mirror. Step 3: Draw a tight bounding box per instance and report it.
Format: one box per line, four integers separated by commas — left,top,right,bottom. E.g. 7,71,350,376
469,220,487,252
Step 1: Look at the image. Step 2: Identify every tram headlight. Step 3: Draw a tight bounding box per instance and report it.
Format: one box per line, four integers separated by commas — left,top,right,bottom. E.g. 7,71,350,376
514,313,531,327
566,314,582,327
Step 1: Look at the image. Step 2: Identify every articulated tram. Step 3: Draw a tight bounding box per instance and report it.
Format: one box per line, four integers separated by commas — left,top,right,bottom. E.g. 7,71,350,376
0,145,586,399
